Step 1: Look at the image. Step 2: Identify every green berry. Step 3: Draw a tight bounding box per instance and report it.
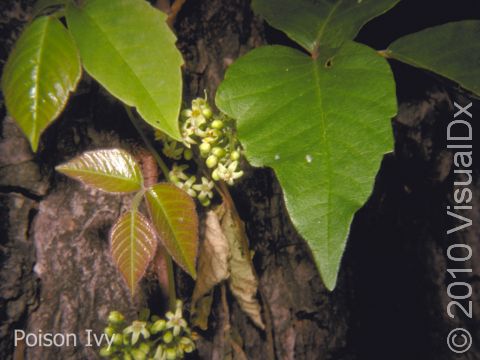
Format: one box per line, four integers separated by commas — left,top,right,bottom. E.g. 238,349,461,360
230,150,240,161
163,331,173,344
123,353,133,360
108,311,125,325
206,155,218,168
211,147,226,158
183,148,193,160
211,119,224,130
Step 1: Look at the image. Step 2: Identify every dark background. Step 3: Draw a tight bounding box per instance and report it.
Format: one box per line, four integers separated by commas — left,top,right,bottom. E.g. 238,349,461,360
1,0,479,359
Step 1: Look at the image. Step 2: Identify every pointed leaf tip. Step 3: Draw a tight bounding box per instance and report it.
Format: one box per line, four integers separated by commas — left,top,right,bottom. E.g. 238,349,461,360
56,148,143,193
110,211,158,295
145,183,199,278
1,16,81,152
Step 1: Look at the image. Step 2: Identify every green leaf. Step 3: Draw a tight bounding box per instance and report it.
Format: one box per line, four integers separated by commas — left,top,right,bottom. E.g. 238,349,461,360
110,210,158,295
145,183,198,278
1,16,81,152
66,0,183,140
216,42,396,290
387,20,480,96
56,148,143,193
252,0,399,53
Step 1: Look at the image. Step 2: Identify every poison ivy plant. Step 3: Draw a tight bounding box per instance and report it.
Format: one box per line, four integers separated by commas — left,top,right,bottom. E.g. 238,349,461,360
217,0,480,290
1,15,81,151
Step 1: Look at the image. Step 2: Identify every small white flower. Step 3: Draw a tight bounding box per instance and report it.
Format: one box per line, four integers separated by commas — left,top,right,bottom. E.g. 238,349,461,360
169,163,189,183
217,161,244,185
192,177,214,200
162,140,183,160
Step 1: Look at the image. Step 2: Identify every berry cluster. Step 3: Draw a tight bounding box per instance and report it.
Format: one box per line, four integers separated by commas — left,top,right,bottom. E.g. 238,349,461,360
100,301,195,360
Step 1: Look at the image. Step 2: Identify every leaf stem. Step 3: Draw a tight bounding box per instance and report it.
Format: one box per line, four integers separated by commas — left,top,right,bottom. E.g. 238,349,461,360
124,105,177,309
124,106,170,179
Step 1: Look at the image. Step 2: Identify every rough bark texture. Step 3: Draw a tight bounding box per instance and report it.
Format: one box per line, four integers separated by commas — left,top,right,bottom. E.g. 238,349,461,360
1,1,479,360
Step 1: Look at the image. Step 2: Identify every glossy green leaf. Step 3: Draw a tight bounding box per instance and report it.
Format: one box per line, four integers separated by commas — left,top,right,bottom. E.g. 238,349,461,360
56,148,143,193
66,0,183,140
1,16,81,152
216,42,396,290
252,0,399,53
110,210,158,295
145,183,198,278
387,20,480,96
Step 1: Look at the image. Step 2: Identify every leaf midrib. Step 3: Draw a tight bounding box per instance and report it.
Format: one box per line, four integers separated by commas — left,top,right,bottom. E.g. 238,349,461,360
31,17,51,146
311,59,332,263
78,7,174,135
147,187,194,275
313,0,342,53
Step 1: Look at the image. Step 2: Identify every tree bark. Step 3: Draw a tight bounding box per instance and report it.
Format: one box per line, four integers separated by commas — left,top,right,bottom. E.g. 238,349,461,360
1,1,479,360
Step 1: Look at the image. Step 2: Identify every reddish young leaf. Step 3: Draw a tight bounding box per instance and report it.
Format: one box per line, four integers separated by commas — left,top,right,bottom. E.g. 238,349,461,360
145,183,199,278
110,210,158,295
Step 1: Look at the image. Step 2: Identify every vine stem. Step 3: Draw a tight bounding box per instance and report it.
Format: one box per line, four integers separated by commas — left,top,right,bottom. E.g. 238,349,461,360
124,106,170,178
124,105,177,310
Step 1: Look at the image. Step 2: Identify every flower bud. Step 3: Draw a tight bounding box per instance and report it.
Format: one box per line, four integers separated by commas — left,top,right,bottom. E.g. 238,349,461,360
206,155,218,168
202,107,213,119
199,142,211,156
99,346,114,357
139,342,150,354
165,348,177,360
151,319,166,334
211,119,224,130
230,150,240,161
108,311,125,325
104,326,115,337
183,148,193,160
130,349,146,360
211,169,220,181
163,331,173,344
211,147,226,158
112,333,123,346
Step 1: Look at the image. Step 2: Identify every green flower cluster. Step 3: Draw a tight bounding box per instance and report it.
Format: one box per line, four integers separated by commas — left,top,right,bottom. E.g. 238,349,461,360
155,97,244,207
99,301,195,360
181,98,244,186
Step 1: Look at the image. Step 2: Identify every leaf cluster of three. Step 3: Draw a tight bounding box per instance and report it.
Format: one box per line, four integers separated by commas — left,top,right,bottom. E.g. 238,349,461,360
3,0,480,295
